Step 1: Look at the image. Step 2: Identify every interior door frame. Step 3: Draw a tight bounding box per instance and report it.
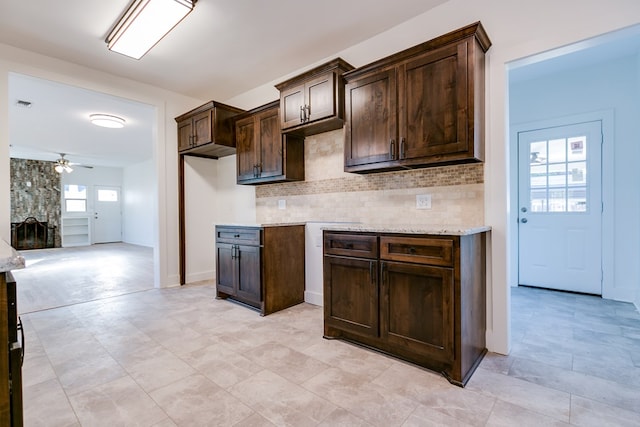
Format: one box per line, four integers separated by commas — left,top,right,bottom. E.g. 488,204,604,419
510,110,614,297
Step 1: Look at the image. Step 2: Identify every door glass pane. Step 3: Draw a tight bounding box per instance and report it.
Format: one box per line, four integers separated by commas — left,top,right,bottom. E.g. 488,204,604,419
568,187,587,212
98,189,118,202
527,134,589,214
568,136,587,161
548,138,566,163
530,141,547,165
548,163,566,187
548,188,566,212
568,162,586,185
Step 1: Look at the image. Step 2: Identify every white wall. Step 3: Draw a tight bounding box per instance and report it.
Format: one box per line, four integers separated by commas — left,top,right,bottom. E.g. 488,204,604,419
61,165,123,243
510,55,640,303
123,159,155,247
183,155,255,283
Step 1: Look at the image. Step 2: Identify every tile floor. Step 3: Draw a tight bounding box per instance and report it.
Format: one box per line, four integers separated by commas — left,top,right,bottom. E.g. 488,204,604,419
13,246,640,426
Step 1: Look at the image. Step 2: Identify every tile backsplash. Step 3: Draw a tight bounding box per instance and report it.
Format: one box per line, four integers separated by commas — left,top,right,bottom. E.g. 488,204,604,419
256,129,484,226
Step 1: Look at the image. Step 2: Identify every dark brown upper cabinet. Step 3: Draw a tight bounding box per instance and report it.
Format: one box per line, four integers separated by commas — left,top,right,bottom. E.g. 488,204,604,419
275,58,354,137
175,101,245,159
344,22,491,173
235,101,304,185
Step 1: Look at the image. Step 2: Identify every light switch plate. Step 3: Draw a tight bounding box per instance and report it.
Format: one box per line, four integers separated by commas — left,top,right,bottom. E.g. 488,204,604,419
416,194,432,210
278,199,286,210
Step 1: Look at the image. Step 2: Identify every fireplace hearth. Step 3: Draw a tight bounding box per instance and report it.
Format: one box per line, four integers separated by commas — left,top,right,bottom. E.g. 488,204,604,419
10,217,56,250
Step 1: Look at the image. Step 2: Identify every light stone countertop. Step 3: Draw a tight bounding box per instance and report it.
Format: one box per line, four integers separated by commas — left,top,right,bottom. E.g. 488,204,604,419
0,239,25,273
320,224,491,236
214,222,490,235
214,223,307,228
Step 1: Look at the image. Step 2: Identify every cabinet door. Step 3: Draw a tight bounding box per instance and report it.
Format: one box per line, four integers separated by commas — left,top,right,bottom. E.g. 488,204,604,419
257,108,283,179
280,84,305,130
177,119,193,151
236,244,262,307
236,116,259,182
192,110,213,147
305,72,335,124
400,42,469,161
380,261,454,362
344,69,398,167
324,256,379,338
216,243,236,295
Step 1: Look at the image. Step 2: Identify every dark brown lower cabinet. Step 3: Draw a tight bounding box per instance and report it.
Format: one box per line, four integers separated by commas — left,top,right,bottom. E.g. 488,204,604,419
323,230,487,386
1,271,23,426
216,225,305,316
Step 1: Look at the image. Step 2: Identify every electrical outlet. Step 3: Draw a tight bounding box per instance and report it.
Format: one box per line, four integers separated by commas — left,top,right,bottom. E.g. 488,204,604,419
416,194,432,210
278,199,286,210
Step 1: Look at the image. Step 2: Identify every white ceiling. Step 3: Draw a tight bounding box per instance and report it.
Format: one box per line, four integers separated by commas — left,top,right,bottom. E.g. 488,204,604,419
2,1,639,169
9,73,154,168
1,0,449,168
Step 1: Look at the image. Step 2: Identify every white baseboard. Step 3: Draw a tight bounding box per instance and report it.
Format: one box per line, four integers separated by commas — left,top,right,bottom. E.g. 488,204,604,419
304,290,323,306
186,270,214,284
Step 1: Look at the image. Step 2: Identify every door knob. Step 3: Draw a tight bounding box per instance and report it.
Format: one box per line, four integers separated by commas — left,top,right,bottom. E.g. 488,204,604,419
521,218,528,223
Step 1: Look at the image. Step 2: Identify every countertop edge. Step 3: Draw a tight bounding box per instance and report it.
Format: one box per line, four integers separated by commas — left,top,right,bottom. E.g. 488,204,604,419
320,225,492,236
0,239,26,272
213,223,490,235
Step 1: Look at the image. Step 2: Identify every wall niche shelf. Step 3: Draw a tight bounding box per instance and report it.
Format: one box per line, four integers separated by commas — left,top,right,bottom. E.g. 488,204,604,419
61,216,91,247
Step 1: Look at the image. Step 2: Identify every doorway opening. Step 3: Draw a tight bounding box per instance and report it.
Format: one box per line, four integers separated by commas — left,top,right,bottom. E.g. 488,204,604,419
8,73,158,313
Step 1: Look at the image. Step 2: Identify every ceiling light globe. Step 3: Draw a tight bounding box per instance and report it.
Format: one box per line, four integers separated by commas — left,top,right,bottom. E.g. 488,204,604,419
90,114,126,128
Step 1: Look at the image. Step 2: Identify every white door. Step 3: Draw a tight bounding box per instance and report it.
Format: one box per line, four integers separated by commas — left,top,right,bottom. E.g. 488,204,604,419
518,121,602,294
93,186,122,243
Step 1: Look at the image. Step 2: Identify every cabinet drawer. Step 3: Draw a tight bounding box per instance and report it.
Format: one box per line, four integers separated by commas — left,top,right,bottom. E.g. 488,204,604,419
324,232,378,259
216,227,262,245
380,236,454,267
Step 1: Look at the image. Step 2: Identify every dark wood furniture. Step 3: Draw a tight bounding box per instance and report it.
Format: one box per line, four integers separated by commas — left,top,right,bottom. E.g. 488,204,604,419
343,22,492,173
216,224,305,315
176,101,245,284
1,271,23,426
175,101,245,158
235,101,304,185
323,229,487,386
275,58,354,137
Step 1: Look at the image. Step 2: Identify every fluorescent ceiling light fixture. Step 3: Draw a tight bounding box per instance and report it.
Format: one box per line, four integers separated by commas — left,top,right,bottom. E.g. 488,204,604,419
90,114,126,128
106,0,196,60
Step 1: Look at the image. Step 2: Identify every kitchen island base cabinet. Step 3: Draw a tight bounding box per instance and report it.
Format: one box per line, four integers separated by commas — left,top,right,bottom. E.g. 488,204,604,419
323,231,487,387
216,225,305,316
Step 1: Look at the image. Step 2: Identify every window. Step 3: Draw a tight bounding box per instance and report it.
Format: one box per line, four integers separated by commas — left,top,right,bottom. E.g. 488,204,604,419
529,135,588,213
64,184,87,212
97,189,118,202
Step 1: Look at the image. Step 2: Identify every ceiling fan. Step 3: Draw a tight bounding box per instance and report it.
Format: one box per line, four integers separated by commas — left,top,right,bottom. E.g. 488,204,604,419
54,153,93,174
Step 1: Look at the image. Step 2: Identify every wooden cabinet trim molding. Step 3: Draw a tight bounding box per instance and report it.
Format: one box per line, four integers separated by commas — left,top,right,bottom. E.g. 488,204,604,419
343,22,490,80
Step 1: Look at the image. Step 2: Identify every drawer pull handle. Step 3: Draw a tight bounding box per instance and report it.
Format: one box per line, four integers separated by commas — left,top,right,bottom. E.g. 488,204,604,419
409,247,416,254
345,243,353,249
